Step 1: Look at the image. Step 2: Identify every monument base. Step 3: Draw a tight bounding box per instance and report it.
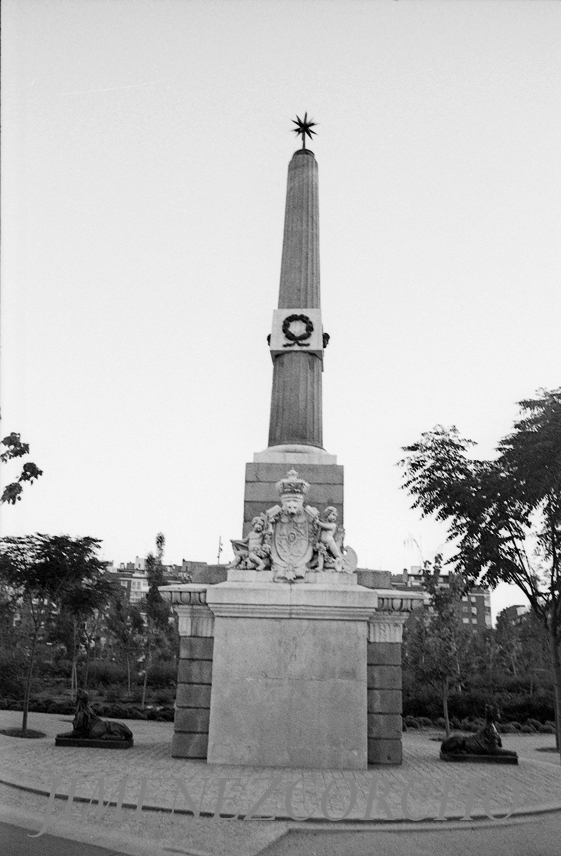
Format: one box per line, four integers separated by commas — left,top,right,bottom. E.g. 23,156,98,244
440,752,518,764
205,581,377,770
55,737,133,749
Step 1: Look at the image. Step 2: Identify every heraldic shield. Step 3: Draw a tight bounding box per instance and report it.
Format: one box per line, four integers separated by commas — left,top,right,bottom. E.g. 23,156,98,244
270,506,314,581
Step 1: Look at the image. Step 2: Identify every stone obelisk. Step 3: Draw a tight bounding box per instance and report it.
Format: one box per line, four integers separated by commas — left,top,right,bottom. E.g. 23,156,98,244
267,146,322,448
161,119,421,771
244,120,343,535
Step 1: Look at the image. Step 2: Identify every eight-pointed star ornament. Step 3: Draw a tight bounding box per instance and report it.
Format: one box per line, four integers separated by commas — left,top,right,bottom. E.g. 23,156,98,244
292,113,317,149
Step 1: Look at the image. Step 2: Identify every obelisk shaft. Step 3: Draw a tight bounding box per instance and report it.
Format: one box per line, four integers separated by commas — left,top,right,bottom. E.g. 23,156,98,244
278,149,320,309
267,149,323,449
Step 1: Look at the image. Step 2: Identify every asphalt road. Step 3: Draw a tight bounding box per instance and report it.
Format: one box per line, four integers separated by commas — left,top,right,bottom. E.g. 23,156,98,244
3,813,561,856
0,822,130,856
259,813,561,856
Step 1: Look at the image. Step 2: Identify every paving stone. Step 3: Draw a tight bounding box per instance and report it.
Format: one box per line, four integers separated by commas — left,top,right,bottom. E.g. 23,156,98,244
1,710,560,825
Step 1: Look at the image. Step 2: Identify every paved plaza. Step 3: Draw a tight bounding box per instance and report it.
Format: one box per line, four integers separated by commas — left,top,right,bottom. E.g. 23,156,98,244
1,711,560,855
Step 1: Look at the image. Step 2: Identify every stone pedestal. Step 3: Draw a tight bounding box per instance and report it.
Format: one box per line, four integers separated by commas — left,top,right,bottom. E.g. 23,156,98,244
367,612,407,765
159,585,214,759
205,581,378,769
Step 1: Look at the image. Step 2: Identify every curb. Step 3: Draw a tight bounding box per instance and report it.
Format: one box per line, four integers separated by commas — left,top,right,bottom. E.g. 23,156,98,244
1,775,561,829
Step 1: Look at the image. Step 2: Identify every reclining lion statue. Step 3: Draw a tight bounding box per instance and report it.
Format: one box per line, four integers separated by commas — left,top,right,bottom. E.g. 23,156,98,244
440,704,517,760
57,689,133,742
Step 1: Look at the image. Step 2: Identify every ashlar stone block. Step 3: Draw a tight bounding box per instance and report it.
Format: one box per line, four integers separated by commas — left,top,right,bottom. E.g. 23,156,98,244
175,683,212,708
171,732,208,759
368,738,402,766
177,660,213,685
368,665,402,690
245,462,344,484
367,642,402,666
179,637,214,660
174,708,210,733
367,714,403,739
367,689,402,714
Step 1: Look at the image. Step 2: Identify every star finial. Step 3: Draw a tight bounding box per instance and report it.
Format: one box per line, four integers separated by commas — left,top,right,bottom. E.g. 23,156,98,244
292,113,317,149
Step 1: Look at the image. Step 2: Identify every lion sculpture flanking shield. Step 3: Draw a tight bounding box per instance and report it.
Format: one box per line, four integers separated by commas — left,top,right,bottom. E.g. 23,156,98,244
227,469,357,583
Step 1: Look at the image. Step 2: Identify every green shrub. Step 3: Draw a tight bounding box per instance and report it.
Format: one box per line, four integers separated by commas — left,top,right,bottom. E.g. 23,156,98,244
0,655,26,697
122,689,143,704
538,723,555,733
105,685,122,704
154,690,174,705
87,662,129,688
499,723,517,733
519,723,535,733
403,688,555,725
146,662,176,688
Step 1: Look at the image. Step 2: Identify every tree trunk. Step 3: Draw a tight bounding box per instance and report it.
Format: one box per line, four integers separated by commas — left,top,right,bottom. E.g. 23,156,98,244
549,626,561,757
21,630,38,736
71,659,77,700
84,646,90,690
126,654,131,695
70,617,78,700
141,647,150,709
443,679,451,737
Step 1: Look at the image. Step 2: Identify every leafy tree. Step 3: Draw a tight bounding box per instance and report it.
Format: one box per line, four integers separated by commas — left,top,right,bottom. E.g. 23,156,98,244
141,533,172,707
518,613,551,696
400,388,561,756
403,556,471,735
463,627,502,690
1,433,43,504
105,595,145,694
0,534,111,734
57,569,114,699
81,610,106,687
494,612,523,678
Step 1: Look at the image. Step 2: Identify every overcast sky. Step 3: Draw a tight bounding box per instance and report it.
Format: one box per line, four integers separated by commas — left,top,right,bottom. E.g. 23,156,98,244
2,0,560,620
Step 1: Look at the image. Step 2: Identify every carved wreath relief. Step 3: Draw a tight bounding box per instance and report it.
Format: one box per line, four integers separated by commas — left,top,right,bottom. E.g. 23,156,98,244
228,469,357,583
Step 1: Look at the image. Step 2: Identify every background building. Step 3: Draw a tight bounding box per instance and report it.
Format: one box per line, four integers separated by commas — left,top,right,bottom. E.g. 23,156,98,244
497,604,530,626
391,566,492,632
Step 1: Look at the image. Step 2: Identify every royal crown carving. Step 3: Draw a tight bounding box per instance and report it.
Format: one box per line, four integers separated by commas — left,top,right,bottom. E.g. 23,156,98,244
227,470,357,583
275,468,310,497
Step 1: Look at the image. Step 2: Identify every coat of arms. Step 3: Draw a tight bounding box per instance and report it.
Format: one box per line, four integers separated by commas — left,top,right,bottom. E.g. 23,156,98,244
227,469,357,582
